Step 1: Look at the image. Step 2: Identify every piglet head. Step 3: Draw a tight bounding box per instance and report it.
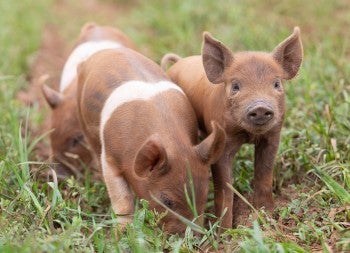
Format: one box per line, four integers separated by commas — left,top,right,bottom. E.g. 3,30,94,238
202,27,303,135
42,84,93,178
133,121,225,234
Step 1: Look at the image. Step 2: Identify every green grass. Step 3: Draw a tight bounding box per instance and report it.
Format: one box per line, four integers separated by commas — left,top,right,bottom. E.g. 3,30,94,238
1,0,350,252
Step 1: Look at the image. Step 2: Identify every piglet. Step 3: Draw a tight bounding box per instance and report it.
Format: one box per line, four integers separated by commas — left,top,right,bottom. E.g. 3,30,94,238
162,27,303,228
76,48,226,233
42,23,136,178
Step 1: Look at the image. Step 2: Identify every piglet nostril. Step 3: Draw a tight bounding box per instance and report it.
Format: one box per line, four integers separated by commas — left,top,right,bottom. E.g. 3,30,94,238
249,112,257,118
265,111,274,118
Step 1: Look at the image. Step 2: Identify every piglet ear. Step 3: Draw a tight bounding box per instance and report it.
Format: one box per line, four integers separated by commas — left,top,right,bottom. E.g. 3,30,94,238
202,32,234,84
42,84,62,109
272,27,303,80
195,121,226,164
134,135,169,178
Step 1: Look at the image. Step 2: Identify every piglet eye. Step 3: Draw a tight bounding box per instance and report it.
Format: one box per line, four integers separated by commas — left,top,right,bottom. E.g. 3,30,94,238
163,198,174,209
160,193,174,209
274,80,281,89
72,134,84,147
231,81,240,93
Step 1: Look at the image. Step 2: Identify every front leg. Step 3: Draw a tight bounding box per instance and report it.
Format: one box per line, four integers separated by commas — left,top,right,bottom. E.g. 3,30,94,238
211,140,242,229
211,155,233,229
102,154,134,230
253,131,281,211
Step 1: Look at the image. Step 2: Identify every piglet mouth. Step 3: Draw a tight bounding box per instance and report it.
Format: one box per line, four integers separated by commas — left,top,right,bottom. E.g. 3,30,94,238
250,117,274,127
53,155,84,179
164,223,186,235
241,123,275,136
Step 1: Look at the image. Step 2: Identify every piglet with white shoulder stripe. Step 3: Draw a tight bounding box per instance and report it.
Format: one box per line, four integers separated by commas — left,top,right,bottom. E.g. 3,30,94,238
42,23,136,178
77,48,226,233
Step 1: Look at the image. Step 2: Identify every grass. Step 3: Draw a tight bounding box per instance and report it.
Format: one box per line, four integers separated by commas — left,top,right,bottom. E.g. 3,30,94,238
1,0,350,252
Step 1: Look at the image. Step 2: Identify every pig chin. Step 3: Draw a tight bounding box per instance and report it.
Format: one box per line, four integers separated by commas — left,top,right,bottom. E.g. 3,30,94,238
163,219,187,234
242,118,277,135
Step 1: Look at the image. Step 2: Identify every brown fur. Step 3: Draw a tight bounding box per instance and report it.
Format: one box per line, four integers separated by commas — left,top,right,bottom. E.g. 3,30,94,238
77,48,226,233
163,27,303,228
41,23,136,178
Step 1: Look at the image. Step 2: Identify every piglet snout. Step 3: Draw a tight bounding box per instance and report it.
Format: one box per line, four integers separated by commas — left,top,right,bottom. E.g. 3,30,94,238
246,101,274,126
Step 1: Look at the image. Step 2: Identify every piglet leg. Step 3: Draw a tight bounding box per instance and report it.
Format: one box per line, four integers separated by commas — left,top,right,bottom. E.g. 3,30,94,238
212,159,232,229
102,161,134,231
253,133,280,211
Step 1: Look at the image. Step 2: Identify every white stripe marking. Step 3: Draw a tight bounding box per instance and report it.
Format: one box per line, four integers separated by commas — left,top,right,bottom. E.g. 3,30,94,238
100,80,184,171
60,40,122,92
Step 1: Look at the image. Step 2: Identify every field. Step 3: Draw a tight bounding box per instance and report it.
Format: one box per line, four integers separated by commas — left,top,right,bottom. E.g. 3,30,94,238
0,0,349,252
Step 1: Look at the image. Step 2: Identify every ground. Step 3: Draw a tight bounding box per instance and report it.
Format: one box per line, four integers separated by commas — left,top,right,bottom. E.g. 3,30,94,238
20,0,300,225
7,0,349,252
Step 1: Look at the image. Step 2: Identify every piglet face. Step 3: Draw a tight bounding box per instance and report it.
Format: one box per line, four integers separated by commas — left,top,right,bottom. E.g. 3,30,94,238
133,122,225,234
147,161,210,234
202,27,303,135
42,84,93,177
223,53,286,135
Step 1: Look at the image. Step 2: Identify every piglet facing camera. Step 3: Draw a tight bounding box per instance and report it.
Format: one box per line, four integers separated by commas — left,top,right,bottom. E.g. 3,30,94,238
163,27,303,228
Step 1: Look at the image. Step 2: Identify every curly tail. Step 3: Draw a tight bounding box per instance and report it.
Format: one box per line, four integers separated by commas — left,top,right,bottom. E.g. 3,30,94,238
160,53,182,71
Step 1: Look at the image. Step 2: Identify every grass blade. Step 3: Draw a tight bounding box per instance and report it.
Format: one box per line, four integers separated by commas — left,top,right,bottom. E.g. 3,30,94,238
313,167,350,205
150,193,205,234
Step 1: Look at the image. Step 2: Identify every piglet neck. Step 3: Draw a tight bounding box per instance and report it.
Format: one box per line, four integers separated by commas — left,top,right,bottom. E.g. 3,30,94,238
125,172,149,198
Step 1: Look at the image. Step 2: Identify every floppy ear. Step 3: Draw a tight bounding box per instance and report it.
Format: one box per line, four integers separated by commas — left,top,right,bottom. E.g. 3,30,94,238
195,121,226,164
134,135,169,178
202,32,234,84
42,84,62,109
272,27,303,80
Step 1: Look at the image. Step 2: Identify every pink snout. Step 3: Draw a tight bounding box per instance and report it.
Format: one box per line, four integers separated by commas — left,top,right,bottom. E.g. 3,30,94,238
246,100,274,126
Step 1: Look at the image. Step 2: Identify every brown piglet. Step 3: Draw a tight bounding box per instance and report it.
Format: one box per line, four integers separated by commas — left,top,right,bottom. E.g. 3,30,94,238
42,23,136,178
161,27,303,228
76,48,226,233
